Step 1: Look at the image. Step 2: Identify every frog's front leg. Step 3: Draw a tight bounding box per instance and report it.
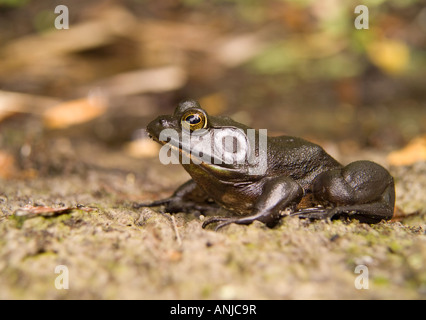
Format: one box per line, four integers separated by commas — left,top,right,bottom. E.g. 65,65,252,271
202,176,304,231
135,180,218,215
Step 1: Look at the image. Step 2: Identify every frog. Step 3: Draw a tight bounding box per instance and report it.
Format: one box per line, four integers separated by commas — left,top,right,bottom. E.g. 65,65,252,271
137,100,395,231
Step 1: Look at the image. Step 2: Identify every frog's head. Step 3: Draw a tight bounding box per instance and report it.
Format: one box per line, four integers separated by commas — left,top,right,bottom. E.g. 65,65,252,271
147,100,266,178
147,100,208,143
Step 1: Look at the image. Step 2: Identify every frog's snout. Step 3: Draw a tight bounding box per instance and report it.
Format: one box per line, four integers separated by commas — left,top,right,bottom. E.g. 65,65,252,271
145,129,153,139
146,115,178,141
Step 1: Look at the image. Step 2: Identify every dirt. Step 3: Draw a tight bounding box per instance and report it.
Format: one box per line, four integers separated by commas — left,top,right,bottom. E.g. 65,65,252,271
0,0,425,300
0,139,424,300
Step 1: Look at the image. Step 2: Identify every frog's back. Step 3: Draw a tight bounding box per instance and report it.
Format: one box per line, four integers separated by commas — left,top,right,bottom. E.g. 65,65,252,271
266,135,341,191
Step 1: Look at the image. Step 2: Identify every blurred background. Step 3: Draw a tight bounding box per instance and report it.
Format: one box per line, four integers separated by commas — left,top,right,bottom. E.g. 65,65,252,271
1,0,426,301
0,0,425,180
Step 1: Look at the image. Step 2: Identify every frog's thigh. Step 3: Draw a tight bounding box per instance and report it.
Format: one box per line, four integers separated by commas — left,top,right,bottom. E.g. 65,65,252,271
312,160,395,222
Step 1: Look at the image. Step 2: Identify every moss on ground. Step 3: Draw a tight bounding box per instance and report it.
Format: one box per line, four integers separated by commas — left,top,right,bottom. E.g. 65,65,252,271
0,159,425,299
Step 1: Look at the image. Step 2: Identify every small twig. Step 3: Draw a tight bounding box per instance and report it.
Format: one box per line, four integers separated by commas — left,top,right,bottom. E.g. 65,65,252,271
391,210,424,222
170,215,182,247
137,209,182,246
13,204,94,220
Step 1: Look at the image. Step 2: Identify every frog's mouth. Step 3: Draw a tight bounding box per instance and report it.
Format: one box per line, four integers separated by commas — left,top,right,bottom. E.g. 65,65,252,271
147,129,245,171
147,129,260,183
147,130,199,163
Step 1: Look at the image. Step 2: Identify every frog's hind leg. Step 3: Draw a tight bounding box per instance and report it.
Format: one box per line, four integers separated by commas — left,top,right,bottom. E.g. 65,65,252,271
298,160,395,223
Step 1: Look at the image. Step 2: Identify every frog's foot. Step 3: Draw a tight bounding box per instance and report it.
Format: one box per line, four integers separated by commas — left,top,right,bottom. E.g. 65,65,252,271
292,206,371,222
202,211,282,231
133,198,172,209
135,197,219,216
202,216,258,231
293,202,394,224
291,207,336,221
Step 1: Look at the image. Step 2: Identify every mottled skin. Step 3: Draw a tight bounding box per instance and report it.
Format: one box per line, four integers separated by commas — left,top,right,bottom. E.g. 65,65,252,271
138,100,395,230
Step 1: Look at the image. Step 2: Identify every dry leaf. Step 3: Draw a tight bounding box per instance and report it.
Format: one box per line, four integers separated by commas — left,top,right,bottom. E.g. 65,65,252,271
214,30,271,67
0,6,137,72
14,205,94,219
387,135,426,166
93,65,187,96
0,151,17,179
43,91,107,129
124,138,160,158
0,110,14,123
167,249,183,262
367,39,410,74
0,90,60,122
138,20,219,52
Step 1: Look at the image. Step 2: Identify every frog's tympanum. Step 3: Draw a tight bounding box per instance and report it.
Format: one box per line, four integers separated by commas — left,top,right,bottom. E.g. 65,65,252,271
139,100,395,230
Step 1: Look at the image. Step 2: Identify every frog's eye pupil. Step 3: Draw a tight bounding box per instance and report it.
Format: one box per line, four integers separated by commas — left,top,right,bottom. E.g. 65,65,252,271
181,110,207,131
186,114,201,125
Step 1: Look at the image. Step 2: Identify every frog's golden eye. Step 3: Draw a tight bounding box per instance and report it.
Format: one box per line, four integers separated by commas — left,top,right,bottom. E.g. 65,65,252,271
181,110,207,131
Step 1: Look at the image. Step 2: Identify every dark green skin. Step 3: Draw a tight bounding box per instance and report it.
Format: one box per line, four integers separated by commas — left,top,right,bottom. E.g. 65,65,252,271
139,100,395,230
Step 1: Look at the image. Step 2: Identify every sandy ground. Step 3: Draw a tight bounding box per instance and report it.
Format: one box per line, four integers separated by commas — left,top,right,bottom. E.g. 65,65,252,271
0,0,425,301
0,141,425,300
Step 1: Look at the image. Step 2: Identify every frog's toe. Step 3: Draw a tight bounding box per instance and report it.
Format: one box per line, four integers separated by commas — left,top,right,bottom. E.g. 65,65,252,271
202,216,256,231
214,220,239,231
292,207,336,220
202,217,231,229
